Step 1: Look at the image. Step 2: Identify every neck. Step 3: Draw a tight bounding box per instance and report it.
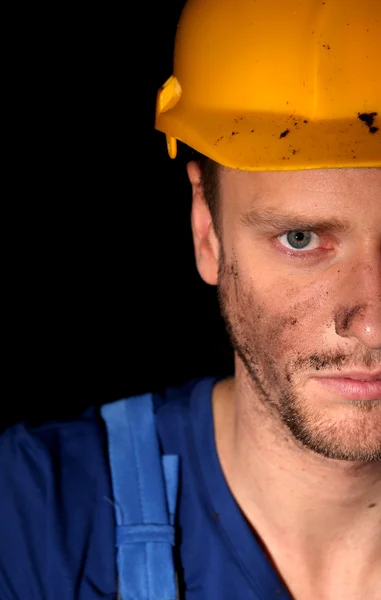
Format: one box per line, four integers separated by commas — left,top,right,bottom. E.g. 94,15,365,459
213,374,381,562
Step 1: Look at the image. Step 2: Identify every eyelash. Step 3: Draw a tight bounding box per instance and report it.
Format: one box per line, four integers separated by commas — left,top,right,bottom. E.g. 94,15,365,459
273,230,331,258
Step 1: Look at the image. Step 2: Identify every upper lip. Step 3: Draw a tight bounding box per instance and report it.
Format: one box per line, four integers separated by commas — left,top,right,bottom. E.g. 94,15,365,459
316,371,381,382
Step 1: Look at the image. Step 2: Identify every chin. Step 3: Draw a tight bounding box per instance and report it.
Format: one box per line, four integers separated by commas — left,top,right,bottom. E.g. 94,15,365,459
281,390,381,462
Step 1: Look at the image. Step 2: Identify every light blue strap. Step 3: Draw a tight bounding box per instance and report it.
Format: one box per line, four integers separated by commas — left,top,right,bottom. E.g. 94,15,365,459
116,524,175,546
101,394,179,600
162,456,179,526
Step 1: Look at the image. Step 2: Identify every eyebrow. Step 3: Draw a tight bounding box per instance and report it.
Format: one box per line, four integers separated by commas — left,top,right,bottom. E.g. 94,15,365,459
240,208,352,233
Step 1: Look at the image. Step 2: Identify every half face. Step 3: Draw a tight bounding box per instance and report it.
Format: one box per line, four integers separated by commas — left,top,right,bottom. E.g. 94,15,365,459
194,165,381,462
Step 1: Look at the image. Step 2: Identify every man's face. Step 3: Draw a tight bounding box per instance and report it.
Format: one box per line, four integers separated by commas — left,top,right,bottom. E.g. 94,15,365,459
217,167,381,462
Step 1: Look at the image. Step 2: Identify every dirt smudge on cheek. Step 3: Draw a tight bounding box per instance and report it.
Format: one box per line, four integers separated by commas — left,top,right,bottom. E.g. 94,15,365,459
218,251,327,393
335,304,367,334
265,289,326,362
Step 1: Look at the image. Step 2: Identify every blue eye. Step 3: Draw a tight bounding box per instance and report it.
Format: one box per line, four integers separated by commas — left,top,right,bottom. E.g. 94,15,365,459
278,231,320,251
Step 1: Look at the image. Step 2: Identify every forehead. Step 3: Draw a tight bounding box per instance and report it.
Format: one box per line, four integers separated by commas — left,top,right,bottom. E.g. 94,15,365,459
219,167,381,215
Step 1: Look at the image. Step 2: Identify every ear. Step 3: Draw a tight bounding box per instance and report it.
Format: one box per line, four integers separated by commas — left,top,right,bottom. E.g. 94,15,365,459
187,161,219,286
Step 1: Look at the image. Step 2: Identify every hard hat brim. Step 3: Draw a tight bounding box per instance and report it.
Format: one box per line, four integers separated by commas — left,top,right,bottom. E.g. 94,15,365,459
156,105,381,171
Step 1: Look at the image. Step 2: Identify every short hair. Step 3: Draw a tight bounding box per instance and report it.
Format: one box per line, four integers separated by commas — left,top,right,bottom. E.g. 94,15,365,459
199,154,220,235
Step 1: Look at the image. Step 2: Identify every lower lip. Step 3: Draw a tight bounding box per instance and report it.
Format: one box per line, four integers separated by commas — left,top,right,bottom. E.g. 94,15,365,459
313,377,381,400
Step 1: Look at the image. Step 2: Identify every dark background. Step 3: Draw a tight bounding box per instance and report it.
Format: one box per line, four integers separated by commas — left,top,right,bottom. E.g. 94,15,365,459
5,2,233,430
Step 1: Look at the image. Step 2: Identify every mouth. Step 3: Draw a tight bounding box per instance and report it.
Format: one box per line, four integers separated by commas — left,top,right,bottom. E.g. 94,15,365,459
326,371,381,381
312,372,381,401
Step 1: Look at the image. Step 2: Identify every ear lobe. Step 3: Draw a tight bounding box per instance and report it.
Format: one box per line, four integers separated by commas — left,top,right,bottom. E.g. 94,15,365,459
188,161,219,286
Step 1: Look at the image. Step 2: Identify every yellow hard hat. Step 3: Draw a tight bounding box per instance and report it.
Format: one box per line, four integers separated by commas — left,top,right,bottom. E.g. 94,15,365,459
155,0,381,171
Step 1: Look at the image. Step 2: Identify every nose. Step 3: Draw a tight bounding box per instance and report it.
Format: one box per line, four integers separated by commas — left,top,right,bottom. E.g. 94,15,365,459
335,303,381,349
334,262,381,350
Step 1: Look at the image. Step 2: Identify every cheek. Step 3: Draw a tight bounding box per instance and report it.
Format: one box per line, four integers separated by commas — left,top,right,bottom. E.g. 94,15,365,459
244,275,333,360
221,244,337,366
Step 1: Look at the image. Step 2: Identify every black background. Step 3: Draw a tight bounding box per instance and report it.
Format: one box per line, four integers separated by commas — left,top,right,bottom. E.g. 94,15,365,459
4,2,233,430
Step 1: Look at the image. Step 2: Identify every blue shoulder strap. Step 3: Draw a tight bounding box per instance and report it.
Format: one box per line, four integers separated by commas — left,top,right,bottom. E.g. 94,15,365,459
101,394,180,600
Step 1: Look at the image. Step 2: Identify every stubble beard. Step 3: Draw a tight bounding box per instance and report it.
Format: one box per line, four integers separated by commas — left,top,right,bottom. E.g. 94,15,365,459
217,251,381,463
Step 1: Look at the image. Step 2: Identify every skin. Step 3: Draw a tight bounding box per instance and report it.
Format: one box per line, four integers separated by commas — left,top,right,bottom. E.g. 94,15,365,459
188,163,381,600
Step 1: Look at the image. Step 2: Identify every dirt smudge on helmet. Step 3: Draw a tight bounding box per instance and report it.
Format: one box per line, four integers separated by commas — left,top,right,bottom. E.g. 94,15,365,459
357,112,379,134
